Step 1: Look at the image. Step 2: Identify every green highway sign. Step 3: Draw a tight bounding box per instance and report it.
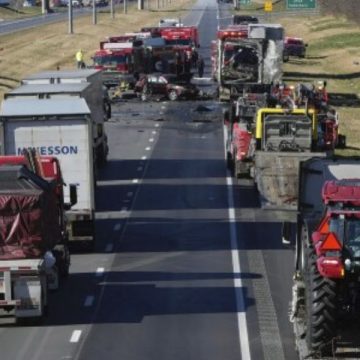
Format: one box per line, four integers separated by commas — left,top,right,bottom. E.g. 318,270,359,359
287,0,316,9
239,0,251,4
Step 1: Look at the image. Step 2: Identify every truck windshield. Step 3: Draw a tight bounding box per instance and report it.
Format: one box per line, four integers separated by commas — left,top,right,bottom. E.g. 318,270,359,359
165,39,192,46
94,55,127,66
345,218,360,258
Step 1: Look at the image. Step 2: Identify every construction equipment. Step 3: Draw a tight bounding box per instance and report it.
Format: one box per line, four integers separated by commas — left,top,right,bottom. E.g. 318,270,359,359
290,157,360,359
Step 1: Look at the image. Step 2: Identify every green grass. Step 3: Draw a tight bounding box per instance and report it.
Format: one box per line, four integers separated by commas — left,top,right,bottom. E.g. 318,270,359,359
309,32,360,53
0,6,42,19
310,21,353,32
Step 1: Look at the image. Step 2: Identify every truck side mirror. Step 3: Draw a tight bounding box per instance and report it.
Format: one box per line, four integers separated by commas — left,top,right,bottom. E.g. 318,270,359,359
64,184,77,210
69,183,78,206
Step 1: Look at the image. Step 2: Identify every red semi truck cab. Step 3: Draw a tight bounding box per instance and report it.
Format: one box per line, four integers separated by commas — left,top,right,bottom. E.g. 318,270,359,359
214,27,248,82
0,155,65,202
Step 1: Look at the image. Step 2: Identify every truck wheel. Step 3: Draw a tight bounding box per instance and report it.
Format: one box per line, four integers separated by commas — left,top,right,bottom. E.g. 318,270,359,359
305,248,337,356
96,145,107,167
226,151,233,170
235,161,249,179
337,134,346,149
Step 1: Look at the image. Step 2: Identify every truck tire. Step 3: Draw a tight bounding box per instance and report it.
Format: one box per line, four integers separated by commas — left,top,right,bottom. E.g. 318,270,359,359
305,248,337,356
337,134,346,149
226,150,233,171
235,160,250,179
96,144,107,168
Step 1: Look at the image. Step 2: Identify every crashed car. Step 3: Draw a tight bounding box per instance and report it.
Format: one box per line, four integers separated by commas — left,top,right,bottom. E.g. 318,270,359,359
135,73,200,101
283,36,307,61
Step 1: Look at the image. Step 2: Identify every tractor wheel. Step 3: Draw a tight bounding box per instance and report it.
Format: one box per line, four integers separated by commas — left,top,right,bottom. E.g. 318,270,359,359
305,248,337,356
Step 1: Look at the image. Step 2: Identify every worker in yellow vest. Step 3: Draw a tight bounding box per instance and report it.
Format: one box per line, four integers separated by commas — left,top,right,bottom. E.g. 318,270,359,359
76,49,85,69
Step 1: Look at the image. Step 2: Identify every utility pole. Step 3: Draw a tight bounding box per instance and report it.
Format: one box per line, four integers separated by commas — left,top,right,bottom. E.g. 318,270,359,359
138,0,144,9
124,0,127,13
93,0,97,24
68,0,73,34
110,0,114,18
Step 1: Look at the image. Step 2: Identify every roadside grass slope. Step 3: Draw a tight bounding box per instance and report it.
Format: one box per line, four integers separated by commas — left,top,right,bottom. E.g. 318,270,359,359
0,0,193,97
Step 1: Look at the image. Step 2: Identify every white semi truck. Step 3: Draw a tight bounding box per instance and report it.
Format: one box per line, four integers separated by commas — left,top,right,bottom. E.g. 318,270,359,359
0,97,96,247
20,69,110,166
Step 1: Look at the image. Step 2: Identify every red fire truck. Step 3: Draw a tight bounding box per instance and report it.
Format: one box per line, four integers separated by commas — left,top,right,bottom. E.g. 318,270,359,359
93,40,145,88
160,26,200,68
160,26,200,48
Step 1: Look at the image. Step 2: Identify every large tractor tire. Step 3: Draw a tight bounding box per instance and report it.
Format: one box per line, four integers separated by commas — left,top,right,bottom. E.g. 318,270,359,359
305,248,337,356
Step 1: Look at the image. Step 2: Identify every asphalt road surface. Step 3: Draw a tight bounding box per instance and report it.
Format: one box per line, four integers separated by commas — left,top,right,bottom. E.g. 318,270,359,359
0,0,299,359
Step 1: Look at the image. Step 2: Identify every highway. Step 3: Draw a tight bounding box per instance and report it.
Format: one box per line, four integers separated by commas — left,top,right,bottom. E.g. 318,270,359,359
0,8,91,35
0,0,299,359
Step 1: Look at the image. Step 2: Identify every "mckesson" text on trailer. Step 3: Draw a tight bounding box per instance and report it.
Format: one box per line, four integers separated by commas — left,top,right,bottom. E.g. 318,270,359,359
17,146,78,156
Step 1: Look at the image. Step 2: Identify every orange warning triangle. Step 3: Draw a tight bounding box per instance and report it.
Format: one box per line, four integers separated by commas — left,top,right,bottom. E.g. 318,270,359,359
321,232,342,251
318,218,329,234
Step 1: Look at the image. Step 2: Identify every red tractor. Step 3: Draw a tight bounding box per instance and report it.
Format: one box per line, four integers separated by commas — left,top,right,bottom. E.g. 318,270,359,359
291,158,360,358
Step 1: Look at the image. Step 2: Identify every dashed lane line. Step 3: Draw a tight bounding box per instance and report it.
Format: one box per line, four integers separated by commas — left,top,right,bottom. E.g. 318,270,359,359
95,268,105,277
70,330,82,343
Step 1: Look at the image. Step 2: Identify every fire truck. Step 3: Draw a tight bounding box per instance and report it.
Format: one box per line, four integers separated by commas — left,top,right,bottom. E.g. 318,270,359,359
160,26,200,68
160,26,199,48
93,38,145,88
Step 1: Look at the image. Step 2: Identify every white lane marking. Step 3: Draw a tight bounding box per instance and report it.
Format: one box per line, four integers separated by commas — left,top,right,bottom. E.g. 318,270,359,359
224,126,251,360
248,251,285,360
127,192,133,197
132,179,139,183
84,295,95,307
105,243,114,252
137,166,143,171
155,123,160,127
141,156,147,160
70,330,82,343
152,131,157,134
114,223,122,231
145,147,151,151
161,105,166,109
96,267,105,277
149,138,154,142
